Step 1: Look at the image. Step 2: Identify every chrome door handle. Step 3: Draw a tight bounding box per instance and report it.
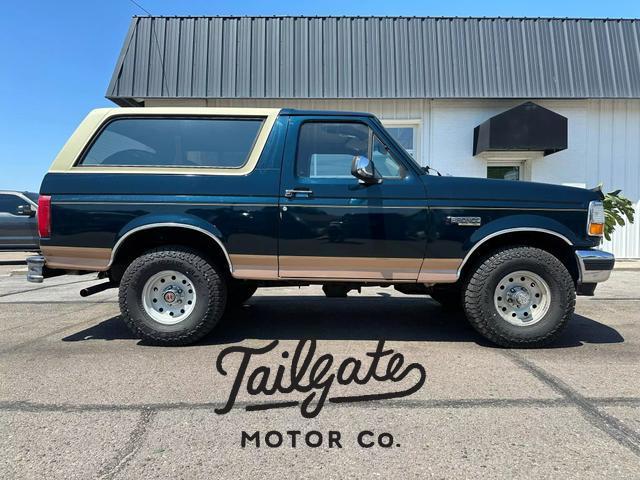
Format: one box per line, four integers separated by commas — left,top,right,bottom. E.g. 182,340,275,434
284,188,313,199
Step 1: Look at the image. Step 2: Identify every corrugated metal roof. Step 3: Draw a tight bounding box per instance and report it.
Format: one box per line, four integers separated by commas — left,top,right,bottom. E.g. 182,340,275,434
107,16,640,104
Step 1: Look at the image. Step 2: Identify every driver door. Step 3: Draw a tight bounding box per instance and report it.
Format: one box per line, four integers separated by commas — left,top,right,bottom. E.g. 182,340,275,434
278,115,428,280
0,193,38,250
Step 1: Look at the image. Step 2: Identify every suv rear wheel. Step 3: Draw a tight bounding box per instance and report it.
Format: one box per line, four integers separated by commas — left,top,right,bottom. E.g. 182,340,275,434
119,246,226,346
463,246,575,347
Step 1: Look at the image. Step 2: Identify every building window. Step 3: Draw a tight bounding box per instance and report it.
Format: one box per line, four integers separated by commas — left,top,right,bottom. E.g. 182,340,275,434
481,152,539,181
381,120,420,162
487,165,521,181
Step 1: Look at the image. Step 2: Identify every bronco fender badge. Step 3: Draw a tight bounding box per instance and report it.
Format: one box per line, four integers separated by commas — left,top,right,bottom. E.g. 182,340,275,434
446,216,482,227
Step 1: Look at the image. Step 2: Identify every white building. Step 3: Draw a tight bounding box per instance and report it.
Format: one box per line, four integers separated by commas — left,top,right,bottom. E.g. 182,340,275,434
108,16,640,258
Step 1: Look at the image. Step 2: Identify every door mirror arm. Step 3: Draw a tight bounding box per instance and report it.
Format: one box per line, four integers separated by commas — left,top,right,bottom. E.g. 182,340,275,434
351,156,382,185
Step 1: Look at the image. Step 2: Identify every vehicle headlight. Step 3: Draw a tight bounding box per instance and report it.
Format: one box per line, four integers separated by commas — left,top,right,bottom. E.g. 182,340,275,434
587,200,605,237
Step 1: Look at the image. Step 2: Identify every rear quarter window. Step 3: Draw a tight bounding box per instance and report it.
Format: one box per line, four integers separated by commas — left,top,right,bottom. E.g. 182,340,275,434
79,117,264,168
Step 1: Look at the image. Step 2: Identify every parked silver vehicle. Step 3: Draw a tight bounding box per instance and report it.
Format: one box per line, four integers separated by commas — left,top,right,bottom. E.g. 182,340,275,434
0,191,39,251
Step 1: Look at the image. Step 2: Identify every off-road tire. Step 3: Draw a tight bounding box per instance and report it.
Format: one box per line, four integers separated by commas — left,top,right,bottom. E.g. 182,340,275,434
463,246,575,348
119,246,226,346
227,281,258,307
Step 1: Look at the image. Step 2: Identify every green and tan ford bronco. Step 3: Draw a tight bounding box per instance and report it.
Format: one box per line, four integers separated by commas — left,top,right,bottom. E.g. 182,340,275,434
27,107,614,347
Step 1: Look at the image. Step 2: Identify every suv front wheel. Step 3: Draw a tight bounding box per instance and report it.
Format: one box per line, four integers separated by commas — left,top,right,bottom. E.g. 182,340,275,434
463,246,575,347
119,246,226,346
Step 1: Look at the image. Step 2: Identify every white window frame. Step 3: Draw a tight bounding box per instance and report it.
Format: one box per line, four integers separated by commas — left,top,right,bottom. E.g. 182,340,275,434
380,119,422,164
479,151,542,181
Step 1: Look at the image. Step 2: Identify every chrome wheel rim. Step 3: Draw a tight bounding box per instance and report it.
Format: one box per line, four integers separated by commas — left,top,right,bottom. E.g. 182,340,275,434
494,270,550,326
141,270,197,325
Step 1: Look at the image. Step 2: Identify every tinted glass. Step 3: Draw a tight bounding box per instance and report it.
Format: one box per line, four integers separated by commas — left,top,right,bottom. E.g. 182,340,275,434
487,166,520,181
296,122,369,178
0,194,23,214
24,192,39,203
81,117,264,168
372,136,406,179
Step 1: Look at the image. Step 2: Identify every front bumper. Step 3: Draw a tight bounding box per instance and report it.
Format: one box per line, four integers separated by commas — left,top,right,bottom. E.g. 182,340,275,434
575,249,615,284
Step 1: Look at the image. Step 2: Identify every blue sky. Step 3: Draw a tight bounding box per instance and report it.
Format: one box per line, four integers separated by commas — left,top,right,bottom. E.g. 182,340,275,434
1,0,639,191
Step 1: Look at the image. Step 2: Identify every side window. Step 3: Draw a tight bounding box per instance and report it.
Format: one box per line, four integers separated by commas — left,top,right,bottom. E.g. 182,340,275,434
80,117,264,168
0,194,23,214
296,122,369,178
372,135,406,179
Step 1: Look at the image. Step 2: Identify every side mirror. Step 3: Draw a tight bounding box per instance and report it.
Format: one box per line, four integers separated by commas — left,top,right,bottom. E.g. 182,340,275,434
351,156,382,185
17,204,36,217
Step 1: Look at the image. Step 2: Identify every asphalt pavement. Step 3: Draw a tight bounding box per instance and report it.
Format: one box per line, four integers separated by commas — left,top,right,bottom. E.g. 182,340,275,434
1,261,639,479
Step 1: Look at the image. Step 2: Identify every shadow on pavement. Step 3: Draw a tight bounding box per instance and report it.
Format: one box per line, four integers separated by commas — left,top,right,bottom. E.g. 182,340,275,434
62,295,624,348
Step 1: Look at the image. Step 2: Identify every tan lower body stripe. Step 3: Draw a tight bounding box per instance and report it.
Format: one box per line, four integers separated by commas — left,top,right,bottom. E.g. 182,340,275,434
278,255,423,280
230,254,279,280
417,258,462,283
41,246,111,271
172,252,462,283
40,247,462,284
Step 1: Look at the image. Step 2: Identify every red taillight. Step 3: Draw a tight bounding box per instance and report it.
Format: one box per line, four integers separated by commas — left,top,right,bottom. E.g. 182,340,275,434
37,195,51,238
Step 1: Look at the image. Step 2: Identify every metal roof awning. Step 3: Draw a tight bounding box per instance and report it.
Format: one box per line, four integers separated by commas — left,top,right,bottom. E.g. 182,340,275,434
473,102,568,156
107,16,640,105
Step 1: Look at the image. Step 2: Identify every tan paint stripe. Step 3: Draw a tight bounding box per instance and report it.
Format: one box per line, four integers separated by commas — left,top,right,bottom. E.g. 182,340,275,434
230,254,278,280
420,258,462,270
232,254,463,283
41,247,462,284
279,256,422,280
275,277,419,283
42,246,111,271
418,258,462,283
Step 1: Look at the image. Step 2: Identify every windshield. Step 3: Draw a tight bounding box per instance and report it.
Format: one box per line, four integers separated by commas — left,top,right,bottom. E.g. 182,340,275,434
23,192,40,204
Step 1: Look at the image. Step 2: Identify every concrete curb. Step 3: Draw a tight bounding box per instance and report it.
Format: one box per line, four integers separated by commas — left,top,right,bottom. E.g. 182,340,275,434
615,261,640,271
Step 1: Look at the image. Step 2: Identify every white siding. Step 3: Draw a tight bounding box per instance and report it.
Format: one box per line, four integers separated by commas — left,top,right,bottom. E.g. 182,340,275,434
585,101,640,258
147,98,640,258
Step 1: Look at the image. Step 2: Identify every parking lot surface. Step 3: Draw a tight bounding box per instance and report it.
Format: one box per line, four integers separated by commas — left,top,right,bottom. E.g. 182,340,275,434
1,262,639,479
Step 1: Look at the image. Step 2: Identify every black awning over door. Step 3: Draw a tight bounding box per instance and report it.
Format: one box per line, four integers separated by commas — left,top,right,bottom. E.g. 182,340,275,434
473,102,568,156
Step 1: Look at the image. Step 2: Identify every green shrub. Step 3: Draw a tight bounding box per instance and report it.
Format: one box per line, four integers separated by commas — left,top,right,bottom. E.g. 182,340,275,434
603,189,635,241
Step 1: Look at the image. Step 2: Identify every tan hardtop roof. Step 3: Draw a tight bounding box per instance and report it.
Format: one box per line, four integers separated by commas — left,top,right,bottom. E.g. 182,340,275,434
89,107,374,117
89,107,282,116
48,107,281,176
